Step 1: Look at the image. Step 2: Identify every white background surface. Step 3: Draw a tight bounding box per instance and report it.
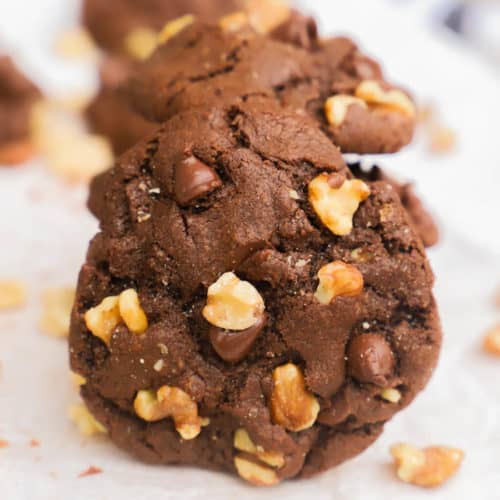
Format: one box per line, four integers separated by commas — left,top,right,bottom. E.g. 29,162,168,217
1,1,499,499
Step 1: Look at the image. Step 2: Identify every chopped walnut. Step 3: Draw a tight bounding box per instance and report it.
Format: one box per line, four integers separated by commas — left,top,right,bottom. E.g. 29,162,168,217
84,289,148,345
246,0,291,34
234,428,285,468
39,287,75,337
270,363,320,432
324,95,367,127
84,295,120,346
134,386,207,440
391,443,464,487
314,261,364,305
124,27,158,60
483,324,500,355
55,28,97,60
118,289,148,334
428,124,456,154
308,173,370,236
219,11,249,32
0,280,27,309
234,456,280,486
202,272,265,331
381,388,402,403
69,403,106,436
355,80,416,117
158,15,195,44
31,99,113,183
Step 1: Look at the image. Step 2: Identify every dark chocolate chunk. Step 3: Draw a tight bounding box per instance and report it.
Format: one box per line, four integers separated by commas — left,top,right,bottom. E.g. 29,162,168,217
347,334,395,386
174,156,222,206
209,314,267,363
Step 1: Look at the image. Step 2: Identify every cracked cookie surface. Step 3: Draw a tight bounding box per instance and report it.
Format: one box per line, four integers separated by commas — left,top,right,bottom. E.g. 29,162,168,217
70,100,440,484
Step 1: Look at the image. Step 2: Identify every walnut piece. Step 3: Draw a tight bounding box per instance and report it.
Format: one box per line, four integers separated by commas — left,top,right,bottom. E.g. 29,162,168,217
68,403,106,436
483,324,500,355
219,11,249,32
84,295,120,346
324,95,367,127
55,27,97,60
234,456,280,487
202,272,265,331
31,99,113,183
381,388,402,403
84,288,148,345
158,15,195,44
118,289,148,334
355,80,416,117
70,372,87,387
234,428,285,468
134,386,207,440
308,173,370,236
246,0,291,34
39,287,75,337
270,363,320,432
124,27,158,60
0,280,27,309
315,261,364,305
391,443,464,488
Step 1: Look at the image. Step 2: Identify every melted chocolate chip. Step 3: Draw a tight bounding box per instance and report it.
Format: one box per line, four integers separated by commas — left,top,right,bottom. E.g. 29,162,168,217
347,334,395,386
209,314,267,363
174,156,222,206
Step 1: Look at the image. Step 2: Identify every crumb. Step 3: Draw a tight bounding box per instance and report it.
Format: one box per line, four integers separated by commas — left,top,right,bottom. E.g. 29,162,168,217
428,124,456,154
78,465,103,478
29,439,40,448
483,324,500,355
55,28,97,60
0,281,27,310
69,403,107,436
0,439,9,448
39,287,75,338
31,100,114,183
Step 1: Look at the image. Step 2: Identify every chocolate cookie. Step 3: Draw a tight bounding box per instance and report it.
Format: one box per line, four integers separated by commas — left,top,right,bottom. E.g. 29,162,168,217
86,57,157,155
82,0,245,55
0,56,41,164
70,100,440,485
128,21,416,154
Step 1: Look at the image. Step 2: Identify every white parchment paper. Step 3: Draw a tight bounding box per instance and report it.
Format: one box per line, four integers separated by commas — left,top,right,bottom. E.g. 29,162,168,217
1,1,499,499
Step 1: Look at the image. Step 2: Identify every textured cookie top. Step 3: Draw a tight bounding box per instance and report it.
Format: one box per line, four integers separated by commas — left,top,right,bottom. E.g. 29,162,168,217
128,22,416,154
83,0,244,54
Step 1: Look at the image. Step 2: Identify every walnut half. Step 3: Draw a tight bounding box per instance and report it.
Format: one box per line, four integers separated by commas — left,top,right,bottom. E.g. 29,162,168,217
391,443,464,488
270,363,320,432
308,173,370,236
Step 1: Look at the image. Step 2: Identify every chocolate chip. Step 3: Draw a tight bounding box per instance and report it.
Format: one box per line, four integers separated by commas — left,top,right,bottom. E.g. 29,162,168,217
174,156,222,206
209,314,267,363
327,173,346,189
347,334,395,386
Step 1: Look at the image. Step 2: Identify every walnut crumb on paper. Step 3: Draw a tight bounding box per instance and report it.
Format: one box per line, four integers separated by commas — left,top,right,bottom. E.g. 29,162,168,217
78,465,103,478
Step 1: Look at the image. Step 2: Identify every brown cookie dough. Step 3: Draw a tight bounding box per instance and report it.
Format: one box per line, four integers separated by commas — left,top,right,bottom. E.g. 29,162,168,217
349,163,439,247
128,21,416,154
0,56,41,165
70,100,440,485
82,0,245,55
86,57,157,155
